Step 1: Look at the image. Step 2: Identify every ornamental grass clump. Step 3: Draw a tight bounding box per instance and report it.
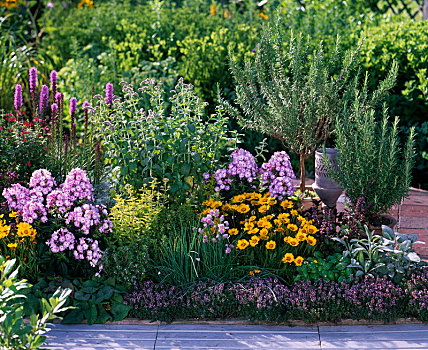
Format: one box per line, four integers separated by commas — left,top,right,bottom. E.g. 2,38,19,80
225,24,362,192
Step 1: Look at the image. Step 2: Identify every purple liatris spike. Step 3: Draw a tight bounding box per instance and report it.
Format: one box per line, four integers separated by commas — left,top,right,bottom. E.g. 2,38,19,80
39,85,49,116
51,103,58,116
70,97,77,121
29,67,38,95
14,84,23,111
55,92,63,103
50,70,57,99
105,83,113,107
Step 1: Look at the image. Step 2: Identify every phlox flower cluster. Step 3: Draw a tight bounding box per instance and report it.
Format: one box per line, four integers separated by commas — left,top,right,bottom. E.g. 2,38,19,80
207,149,296,201
228,148,258,183
66,203,112,235
46,228,75,253
29,169,57,202
260,151,296,200
61,168,94,202
46,189,74,213
2,184,30,211
3,168,112,272
22,200,48,223
208,148,259,193
268,176,295,201
74,237,103,268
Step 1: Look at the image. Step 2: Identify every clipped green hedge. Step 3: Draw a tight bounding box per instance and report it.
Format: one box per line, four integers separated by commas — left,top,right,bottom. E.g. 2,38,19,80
360,17,428,124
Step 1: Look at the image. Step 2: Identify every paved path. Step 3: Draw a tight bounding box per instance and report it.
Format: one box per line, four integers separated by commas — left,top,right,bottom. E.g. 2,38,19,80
334,186,428,259
397,188,428,259
45,323,428,349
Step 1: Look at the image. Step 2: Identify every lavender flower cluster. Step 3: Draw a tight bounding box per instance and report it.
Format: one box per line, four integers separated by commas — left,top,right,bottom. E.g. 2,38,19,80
205,148,296,201
2,168,112,272
125,275,423,323
406,270,428,320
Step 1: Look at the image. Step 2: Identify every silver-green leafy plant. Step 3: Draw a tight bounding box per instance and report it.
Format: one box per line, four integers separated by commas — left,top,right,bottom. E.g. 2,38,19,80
225,23,362,192
90,78,238,202
333,225,425,283
330,67,416,220
0,255,72,350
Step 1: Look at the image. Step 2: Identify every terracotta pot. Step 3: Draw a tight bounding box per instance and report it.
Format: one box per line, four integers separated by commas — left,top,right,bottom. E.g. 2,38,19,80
368,214,397,235
299,186,321,211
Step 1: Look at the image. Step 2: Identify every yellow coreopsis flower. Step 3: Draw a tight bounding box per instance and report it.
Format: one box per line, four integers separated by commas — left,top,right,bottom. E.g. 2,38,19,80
210,3,216,16
9,211,18,218
282,252,294,263
0,222,11,239
16,222,37,240
281,200,294,209
237,239,249,250
228,228,239,236
232,194,246,203
287,237,299,247
258,205,270,213
236,204,250,214
244,221,255,232
265,240,276,250
259,228,269,240
306,225,319,235
306,235,317,246
290,209,298,216
296,231,307,242
294,256,304,266
77,0,94,9
248,227,259,235
7,242,17,251
249,235,260,247
287,224,298,232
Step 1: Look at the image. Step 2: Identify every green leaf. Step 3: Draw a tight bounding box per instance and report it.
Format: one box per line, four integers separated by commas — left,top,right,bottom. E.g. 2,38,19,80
96,304,112,324
84,302,98,325
94,286,114,304
74,291,90,301
120,166,129,175
62,309,84,324
111,304,132,321
180,162,191,176
187,124,196,133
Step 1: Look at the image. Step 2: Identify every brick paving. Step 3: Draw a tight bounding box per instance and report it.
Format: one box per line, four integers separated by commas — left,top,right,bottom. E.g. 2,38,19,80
302,179,428,259
397,188,428,259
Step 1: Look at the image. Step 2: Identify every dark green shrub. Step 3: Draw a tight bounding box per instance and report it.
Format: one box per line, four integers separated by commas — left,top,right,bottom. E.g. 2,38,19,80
39,0,262,113
360,18,428,125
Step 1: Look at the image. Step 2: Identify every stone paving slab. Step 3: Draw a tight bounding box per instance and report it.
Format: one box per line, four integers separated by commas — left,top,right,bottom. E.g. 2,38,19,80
45,324,428,349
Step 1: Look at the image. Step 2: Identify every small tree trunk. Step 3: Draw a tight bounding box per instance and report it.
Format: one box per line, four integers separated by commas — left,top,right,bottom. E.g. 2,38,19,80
299,153,306,193
424,0,428,20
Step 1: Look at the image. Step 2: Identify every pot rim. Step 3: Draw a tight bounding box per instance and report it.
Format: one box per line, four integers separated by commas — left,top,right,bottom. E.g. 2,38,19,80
315,148,338,155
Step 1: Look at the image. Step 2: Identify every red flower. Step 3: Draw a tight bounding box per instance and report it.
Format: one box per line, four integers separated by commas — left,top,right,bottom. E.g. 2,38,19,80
27,161,31,167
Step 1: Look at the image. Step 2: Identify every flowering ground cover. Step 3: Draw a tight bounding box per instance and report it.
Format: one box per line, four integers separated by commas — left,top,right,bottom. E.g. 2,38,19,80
1,1,428,349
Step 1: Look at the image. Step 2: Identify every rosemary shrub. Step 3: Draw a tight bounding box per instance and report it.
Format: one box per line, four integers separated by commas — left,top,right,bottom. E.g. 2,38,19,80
331,74,416,221
225,24,362,192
